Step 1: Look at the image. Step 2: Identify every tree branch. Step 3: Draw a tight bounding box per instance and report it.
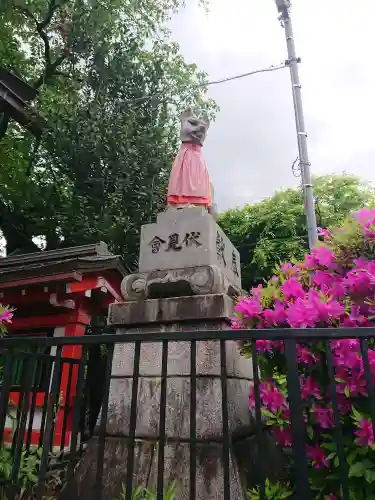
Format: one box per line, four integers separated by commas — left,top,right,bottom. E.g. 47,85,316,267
15,1,67,89
39,0,58,30
37,26,52,70
14,5,52,71
0,114,9,142
13,5,39,24
34,53,67,89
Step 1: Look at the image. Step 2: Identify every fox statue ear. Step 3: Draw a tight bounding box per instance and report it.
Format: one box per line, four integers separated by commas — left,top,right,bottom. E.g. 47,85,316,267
180,107,193,121
202,112,210,128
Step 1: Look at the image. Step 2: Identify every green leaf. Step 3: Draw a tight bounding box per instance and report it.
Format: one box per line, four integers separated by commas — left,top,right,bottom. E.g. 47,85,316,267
365,470,375,484
349,462,366,478
352,406,362,422
322,443,337,451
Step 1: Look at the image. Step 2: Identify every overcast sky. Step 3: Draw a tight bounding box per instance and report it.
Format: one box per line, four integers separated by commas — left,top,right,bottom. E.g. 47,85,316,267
169,0,375,211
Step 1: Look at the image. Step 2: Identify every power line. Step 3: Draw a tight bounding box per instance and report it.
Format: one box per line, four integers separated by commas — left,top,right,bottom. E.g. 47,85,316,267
202,62,286,87
120,61,287,106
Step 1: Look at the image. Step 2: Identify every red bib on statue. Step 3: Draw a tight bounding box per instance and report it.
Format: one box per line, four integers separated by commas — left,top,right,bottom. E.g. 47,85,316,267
167,143,211,208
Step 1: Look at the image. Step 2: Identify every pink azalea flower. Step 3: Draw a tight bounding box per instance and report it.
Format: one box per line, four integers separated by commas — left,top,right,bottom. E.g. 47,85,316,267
313,406,334,429
329,279,347,300
305,253,318,269
365,349,375,376
337,375,367,397
281,263,300,276
282,408,290,422
306,444,330,469
281,263,293,274
234,298,262,319
317,227,332,239
251,284,263,299
353,256,369,268
355,418,374,447
296,344,319,365
334,348,361,370
306,290,345,324
336,395,352,415
300,376,321,400
350,376,368,396
273,427,292,447
0,310,13,323
332,338,360,355
353,207,375,223
286,298,318,328
269,340,285,352
255,340,273,353
312,269,332,288
262,302,287,326
281,277,305,300
231,318,245,330
362,217,375,242
249,382,286,413
312,247,335,268
255,382,287,414
345,269,374,296
348,304,368,325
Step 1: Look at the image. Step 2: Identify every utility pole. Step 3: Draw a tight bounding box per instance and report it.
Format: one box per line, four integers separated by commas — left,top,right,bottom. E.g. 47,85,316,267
274,0,318,249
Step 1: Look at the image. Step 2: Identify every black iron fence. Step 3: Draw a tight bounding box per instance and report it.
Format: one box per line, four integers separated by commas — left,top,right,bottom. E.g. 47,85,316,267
0,327,374,499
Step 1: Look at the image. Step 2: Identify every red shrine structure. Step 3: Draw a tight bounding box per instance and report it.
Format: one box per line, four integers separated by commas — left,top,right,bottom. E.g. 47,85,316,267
0,242,128,448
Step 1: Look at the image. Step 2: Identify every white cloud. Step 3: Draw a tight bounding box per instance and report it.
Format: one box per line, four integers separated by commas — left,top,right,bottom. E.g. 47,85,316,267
170,0,375,210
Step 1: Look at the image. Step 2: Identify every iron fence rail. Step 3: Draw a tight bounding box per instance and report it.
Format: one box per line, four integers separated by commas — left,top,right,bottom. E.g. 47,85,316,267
0,327,374,347
0,328,374,499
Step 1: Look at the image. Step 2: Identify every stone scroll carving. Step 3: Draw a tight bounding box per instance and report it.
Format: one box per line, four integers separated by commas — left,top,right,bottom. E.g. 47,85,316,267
121,265,239,301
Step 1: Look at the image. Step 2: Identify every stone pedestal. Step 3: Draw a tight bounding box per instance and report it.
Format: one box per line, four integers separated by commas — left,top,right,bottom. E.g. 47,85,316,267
75,295,253,499
75,209,255,499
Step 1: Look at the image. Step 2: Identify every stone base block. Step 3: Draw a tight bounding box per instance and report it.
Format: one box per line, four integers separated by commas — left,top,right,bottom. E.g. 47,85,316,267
108,293,234,326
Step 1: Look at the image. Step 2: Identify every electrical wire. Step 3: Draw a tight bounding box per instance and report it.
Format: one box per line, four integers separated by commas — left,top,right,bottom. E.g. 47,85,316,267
120,61,287,106
201,62,286,87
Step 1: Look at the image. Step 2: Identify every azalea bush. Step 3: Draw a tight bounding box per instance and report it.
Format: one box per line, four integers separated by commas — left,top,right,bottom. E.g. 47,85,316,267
233,209,375,499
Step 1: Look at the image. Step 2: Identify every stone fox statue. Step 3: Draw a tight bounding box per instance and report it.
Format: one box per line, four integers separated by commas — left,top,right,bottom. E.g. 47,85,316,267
167,107,214,211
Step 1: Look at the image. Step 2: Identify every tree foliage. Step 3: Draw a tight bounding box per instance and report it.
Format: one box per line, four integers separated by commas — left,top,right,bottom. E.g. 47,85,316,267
219,174,375,291
0,0,216,267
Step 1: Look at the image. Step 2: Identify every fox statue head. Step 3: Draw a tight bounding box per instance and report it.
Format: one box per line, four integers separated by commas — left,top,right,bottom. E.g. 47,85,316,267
180,107,210,146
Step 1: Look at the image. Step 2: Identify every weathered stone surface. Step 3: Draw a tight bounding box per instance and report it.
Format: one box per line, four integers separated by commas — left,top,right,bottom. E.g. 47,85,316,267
75,437,247,500
121,265,240,301
108,293,233,326
138,207,241,290
106,377,251,440
111,339,253,378
156,206,207,224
